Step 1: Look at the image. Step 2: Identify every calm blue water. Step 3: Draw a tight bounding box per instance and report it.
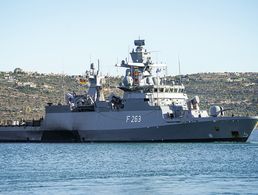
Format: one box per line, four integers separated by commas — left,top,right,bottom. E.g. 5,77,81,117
0,130,258,195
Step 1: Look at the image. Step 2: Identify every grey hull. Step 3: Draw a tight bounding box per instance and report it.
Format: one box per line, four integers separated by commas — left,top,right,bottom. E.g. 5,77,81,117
78,117,257,142
0,126,42,142
0,117,256,142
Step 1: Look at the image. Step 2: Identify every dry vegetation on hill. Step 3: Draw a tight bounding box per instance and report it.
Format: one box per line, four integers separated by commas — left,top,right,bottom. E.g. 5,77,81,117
0,69,257,123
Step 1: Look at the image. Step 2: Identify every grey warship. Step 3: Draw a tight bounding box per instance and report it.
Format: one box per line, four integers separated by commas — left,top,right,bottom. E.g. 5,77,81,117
0,39,257,142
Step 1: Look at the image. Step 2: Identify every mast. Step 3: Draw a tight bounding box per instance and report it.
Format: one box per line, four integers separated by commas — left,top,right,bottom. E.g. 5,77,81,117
97,59,100,74
178,55,181,76
117,39,166,92
178,55,182,83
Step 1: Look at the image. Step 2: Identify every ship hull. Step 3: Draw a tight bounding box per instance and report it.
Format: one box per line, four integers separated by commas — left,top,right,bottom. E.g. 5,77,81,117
0,126,42,142
0,117,256,142
78,117,257,142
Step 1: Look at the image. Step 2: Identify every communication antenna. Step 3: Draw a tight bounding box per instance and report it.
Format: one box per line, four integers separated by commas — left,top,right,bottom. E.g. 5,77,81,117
178,55,182,83
97,59,100,74
128,45,133,78
62,70,65,104
89,54,92,65
178,55,181,75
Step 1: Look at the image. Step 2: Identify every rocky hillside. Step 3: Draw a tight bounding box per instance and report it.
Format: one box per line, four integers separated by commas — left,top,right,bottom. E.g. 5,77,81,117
182,72,257,115
0,69,257,123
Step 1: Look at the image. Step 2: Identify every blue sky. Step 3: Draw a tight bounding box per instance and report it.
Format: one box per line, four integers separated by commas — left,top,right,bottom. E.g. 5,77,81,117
0,0,257,75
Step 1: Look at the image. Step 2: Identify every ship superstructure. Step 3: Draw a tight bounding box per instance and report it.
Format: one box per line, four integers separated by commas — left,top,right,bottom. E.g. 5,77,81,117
117,40,209,120
118,39,188,107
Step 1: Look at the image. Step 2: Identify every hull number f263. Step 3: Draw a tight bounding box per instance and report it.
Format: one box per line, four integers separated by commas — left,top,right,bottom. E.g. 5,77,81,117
126,115,142,123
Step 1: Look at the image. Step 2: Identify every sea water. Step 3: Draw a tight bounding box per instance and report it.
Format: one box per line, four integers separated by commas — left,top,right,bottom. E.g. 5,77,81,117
0,130,258,195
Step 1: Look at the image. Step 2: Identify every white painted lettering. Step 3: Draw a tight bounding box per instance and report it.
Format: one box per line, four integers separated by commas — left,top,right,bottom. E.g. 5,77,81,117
126,116,130,123
126,115,142,123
